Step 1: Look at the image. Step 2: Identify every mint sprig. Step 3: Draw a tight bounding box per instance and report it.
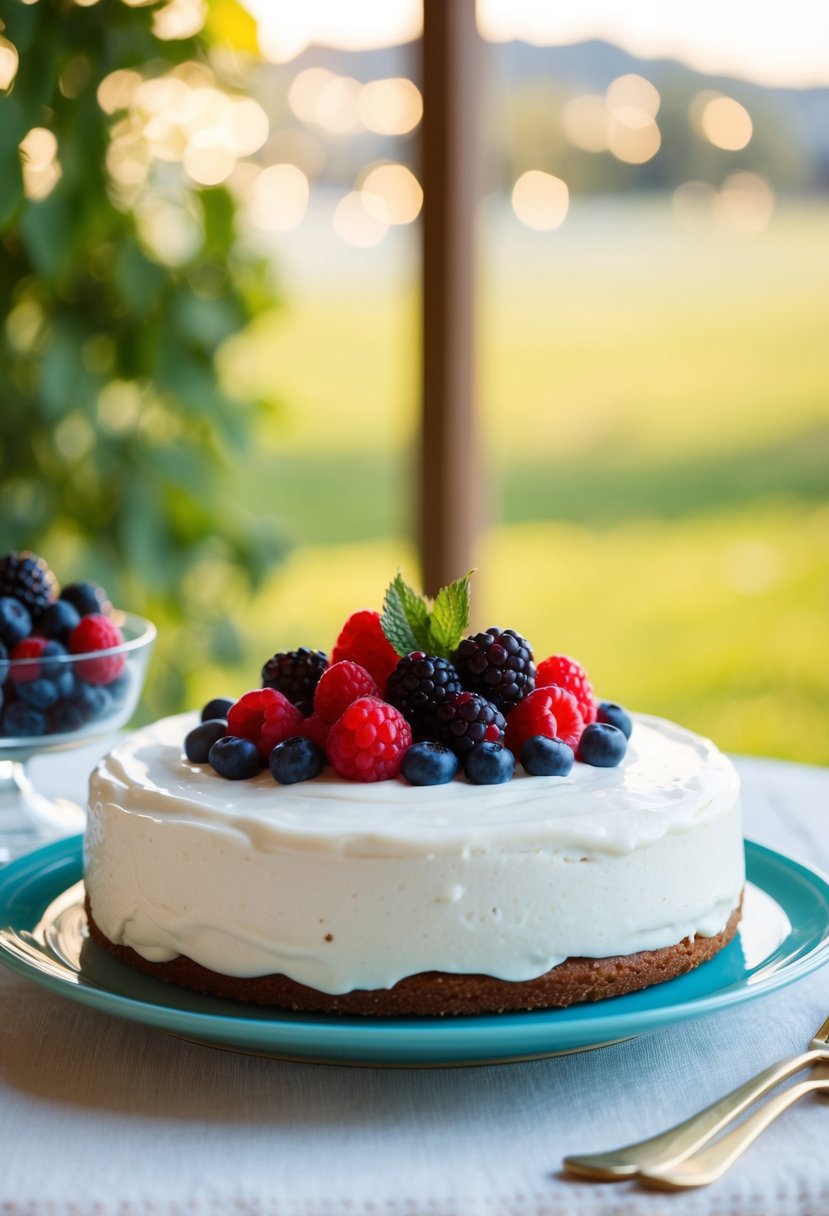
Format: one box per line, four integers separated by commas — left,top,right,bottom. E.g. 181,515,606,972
381,570,473,659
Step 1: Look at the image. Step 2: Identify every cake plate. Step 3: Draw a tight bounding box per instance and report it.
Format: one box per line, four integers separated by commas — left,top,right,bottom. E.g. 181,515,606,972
0,837,827,1068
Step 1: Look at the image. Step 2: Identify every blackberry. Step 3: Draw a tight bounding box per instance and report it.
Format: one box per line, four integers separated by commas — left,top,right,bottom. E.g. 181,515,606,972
385,652,462,733
454,627,536,713
0,551,57,624
431,690,506,757
262,648,327,715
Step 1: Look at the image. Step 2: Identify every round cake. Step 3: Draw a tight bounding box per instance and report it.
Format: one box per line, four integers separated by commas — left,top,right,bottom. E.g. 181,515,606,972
84,710,744,1015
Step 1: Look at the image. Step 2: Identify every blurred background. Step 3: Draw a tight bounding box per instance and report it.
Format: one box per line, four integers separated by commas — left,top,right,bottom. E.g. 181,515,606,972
0,0,827,762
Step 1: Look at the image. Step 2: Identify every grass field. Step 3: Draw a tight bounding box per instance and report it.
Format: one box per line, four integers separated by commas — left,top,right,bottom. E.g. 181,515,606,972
189,195,829,764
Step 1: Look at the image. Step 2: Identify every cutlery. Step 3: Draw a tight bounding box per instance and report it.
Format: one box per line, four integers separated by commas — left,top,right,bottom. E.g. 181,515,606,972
563,1012,829,1180
639,1062,829,1189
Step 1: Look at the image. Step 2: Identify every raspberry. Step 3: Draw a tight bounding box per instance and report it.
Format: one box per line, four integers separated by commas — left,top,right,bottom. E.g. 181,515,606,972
505,685,584,755
536,654,597,724
68,614,125,685
385,652,462,733
227,688,304,761
454,627,536,713
331,610,399,687
431,690,506,756
326,696,412,782
300,712,330,750
9,636,48,683
0,551,57,623
314,659,379,725
261,647,328,716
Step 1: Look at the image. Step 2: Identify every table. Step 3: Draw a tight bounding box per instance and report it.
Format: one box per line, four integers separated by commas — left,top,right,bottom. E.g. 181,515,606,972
2,743,827,1216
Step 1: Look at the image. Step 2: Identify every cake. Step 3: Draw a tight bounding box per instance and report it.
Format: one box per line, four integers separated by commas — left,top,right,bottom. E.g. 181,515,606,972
84,709,744,1016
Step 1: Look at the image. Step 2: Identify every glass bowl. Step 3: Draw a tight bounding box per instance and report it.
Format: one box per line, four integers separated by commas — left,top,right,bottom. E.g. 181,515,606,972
0,611,156,863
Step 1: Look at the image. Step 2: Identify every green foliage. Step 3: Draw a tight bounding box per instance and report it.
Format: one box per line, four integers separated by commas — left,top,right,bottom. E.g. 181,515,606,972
0,0,283,713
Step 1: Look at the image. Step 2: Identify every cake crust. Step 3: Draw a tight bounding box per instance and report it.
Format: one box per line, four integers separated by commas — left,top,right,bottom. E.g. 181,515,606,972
85,895,742,1017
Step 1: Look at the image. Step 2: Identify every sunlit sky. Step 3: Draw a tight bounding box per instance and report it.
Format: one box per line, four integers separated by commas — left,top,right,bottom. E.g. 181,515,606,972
246,0,829,88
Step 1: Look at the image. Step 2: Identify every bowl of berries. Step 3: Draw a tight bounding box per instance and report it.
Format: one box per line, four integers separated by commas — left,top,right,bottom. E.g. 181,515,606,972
0,551,156,861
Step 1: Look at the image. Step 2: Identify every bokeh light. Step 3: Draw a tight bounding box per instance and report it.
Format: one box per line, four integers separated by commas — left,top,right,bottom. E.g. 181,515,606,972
606,73,661,120
332,191,389,247
607,113,661,163
511,170,569,230
248,163,310,232
19,127,62,200
152,0,207,41
359,77,423,135
699,94,753,150
562,94,608,152
0,37,20,92
714,172,775,231
360,163,422,225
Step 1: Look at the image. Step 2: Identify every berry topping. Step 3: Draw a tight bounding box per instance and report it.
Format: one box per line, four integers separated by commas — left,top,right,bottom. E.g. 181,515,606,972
504,685,585,754
16,678,59,711
9,636,49,682
0,597,32,649
261,647,328,715
464,741,515,785
331,610,399,687
39,599,81,644
68,614,125,685
431,690,506,756
227,688,304,761
521,735,575,777
201,697,234,723
69,680,111,723
536,654,597,724
385,652,462,732
577,722,628,768
60,581,110,617
454,627,536,713
208,735,261,780
0,551,57,623
269,736,326,785
185,719,230,764
597,701,633,739
401,741,459,786
313,659,379,725
325,696,412,782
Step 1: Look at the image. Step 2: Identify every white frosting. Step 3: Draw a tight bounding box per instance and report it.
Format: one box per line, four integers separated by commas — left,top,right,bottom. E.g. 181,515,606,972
85,712,744,994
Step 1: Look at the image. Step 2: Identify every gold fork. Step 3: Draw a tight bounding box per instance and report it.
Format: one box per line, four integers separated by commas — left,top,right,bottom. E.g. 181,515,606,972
563,1012,829,1181
639,1062,829,1189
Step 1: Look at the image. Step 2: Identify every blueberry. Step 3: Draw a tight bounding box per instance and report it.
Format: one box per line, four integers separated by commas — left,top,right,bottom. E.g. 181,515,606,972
0,597,31,648
209,735,261,780
577,722,628,768
39,599,81,643
521,735,575,777
201,697,234,723
269,736,326,784
184,718,230,764
3,701,45,737
597,701,633,739
0,640,8,684
40,640,68,681
107,670,132,704
17,678,59,711
55,668,75,698
60,581,108,617
47,700,85,733
401,741,459,786
70,680,112,723
463,741,515,785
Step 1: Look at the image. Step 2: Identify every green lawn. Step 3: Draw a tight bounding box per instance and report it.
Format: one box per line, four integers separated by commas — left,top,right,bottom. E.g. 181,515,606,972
196,196,829,764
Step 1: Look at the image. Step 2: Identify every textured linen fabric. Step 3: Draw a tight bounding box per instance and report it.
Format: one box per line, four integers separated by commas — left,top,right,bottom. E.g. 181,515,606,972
0,744,826,1216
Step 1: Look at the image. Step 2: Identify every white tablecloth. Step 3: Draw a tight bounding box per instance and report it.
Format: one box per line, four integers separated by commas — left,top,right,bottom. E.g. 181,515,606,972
1,744,827,1216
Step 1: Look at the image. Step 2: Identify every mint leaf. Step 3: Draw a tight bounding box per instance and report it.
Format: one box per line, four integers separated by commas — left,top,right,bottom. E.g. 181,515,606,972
381,579,421,657
392,573,431,650
428,570,472,655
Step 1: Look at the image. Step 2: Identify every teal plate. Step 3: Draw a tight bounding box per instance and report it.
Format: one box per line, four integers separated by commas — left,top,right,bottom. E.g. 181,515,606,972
0,837,827,1067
